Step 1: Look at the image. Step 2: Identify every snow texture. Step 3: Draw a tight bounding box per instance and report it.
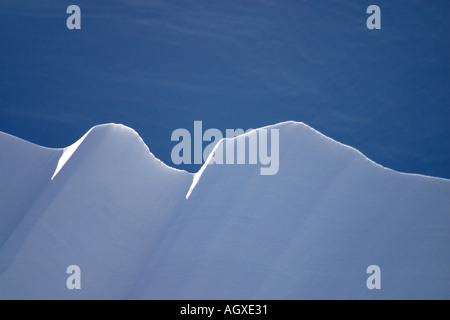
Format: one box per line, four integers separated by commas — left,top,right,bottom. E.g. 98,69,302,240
0,122,448,299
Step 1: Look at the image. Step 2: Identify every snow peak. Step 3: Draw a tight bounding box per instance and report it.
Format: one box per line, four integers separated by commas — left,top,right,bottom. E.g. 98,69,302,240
180,304,214,317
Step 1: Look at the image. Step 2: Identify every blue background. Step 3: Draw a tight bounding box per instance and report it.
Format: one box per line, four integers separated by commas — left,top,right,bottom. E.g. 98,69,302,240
0,0,448,177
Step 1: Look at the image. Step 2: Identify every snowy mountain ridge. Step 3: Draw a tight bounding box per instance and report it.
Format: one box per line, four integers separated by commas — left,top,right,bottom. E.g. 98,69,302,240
0,121,449,299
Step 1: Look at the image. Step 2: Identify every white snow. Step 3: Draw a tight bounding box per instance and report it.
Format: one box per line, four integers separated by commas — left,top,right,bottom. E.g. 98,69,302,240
0,122,449,299
51,129,91,181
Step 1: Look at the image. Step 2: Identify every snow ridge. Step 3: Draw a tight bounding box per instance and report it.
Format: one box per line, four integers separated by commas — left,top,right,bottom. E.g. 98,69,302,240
0,121,449,300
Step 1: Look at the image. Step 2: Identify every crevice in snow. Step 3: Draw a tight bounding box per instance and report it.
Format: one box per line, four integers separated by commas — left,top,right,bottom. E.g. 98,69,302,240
51,129,92,180
185,133,235,199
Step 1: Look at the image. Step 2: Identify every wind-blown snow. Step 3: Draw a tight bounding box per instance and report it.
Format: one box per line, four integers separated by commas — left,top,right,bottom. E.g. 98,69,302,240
0,122,448,300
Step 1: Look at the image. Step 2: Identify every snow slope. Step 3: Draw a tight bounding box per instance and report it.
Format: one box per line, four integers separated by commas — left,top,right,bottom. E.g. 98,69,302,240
0,122,448,299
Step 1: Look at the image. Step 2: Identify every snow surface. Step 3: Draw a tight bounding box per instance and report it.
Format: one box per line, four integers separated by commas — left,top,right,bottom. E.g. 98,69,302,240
0,122,448,299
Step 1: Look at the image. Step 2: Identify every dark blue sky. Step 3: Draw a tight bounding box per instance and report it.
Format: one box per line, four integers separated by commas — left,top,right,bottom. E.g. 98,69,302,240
1,0,449,177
